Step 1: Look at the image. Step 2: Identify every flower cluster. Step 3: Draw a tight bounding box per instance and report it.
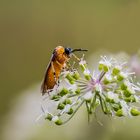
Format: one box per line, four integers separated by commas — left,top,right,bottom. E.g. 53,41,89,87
37,55,140,125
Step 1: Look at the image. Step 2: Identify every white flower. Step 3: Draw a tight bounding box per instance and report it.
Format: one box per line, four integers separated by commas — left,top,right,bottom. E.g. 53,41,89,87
83,92,93,101
63,104,71,113
79,59,86,65
52,116,59,122
39,55,140,125
120,101,130,116
104,73,113,81
100,56,112,68
120,72,128,79
107,92,119,103
134,95,140,102
115,65,122,71
83,69,90,75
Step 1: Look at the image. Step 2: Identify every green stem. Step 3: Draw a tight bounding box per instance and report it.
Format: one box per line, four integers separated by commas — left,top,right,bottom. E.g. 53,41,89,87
99,95,107,114
89,94,96,113
86,101,90,123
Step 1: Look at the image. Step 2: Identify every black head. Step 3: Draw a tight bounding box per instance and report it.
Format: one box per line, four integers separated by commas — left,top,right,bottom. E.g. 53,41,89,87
65,47,72,55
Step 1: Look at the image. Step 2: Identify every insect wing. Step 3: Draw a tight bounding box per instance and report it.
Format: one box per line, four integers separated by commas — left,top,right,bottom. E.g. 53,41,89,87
41,54,55,94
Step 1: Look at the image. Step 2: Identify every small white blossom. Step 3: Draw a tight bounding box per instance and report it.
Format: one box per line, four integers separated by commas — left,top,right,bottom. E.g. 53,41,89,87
83,92,93,101
107,92,119,103
100,56,112,67
104,73,113,81
63,104,71,113
120,72,128,79
52,116,59,122
115,65,122,70
120,101,130,116
79,59,86,65
83,69,90,75
134,95,140,102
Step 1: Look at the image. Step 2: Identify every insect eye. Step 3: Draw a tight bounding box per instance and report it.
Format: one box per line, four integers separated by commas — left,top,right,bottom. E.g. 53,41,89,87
65,48,72,55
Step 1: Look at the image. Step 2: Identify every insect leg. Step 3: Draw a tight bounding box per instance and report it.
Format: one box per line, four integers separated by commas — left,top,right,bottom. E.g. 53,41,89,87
72,53,80,61
66,61,77,72
65,61,71,71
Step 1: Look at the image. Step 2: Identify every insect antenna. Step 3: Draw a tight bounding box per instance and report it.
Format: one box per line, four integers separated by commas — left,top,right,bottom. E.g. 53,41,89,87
71,49,88,53
71,49,88,61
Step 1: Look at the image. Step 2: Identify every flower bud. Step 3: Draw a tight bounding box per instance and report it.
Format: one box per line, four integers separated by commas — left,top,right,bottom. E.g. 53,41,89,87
112,103,121,111
117,72,127,81
45,113,52,121
72,72,80,80
124,96,136,103
66,73,75,84
116,109,123,117
103,78,109,85
79,59,87,71
99,59,111,72
57,103,65,110
85,75,91,80
103,65,109,72
75,88,81,94
130,108,140,116
63,104,73,115
83,92,93,102
98,63,104,71
112,66,121,75
52,116,62,125
106,92,119,103
121,82,127,90
83,69,91,80
123,87,135,97
67,108,73,115
59,88,69,96
63,98,72,105
79,60,87,72
123,90,131,97
51,95,61,101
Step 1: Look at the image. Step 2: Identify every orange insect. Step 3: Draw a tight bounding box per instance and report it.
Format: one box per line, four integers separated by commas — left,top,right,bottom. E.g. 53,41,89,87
41,46,87,95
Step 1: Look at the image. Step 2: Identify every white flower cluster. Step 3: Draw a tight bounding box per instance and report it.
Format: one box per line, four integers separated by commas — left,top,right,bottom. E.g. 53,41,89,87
38,56,140,125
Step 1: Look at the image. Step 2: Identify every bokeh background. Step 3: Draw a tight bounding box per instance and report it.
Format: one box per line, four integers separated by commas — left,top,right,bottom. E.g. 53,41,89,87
0,0,140,140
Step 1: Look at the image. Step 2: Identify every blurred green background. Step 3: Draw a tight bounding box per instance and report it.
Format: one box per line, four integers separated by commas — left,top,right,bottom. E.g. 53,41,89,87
0,0,140,140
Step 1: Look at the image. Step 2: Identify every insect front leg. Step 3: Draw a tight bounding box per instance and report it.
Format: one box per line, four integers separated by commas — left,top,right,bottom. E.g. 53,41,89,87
66,61,77,72
72,53,80,61
64,62,71,71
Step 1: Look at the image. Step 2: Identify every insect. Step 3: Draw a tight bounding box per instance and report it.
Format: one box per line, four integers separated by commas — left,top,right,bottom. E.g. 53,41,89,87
41,46,88,95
